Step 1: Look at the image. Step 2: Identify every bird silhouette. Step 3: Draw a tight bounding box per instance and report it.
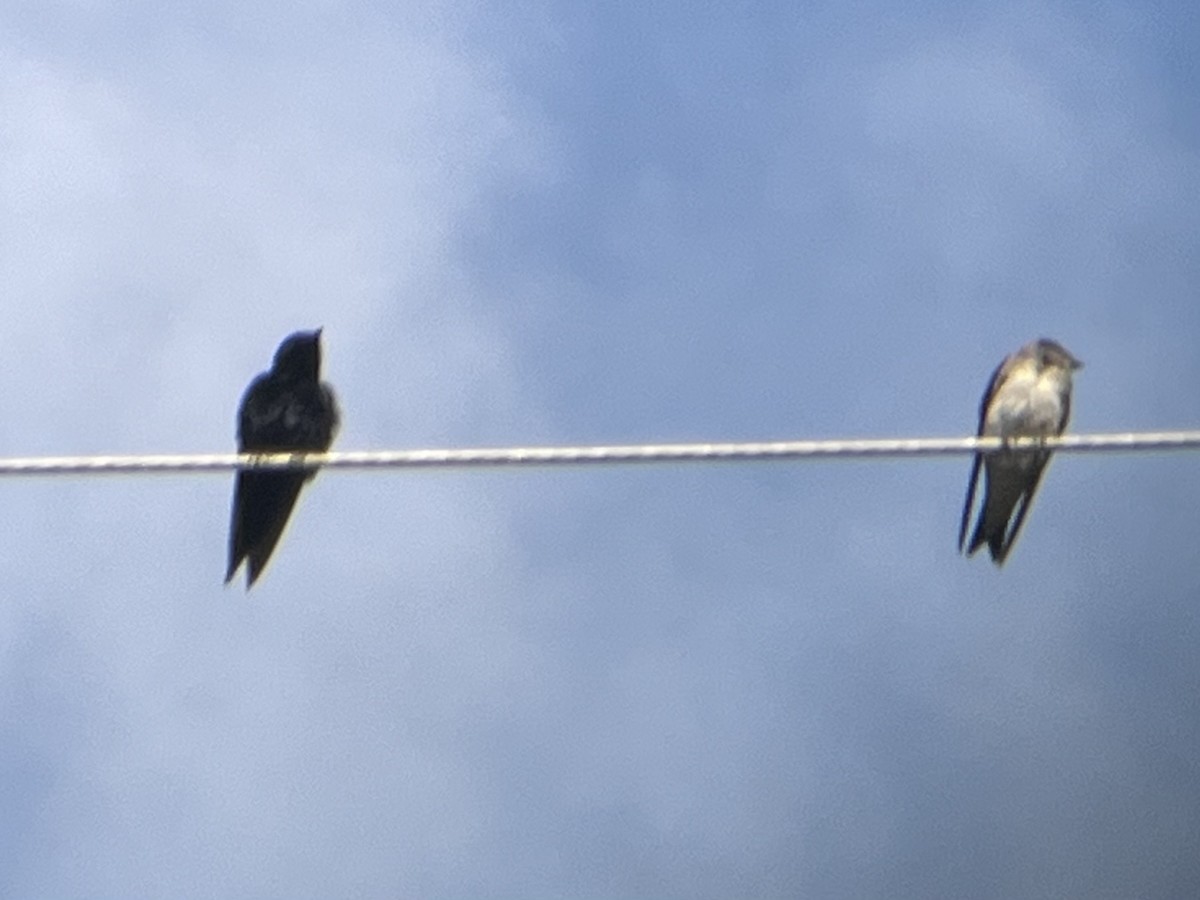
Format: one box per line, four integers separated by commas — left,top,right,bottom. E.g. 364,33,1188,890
226,329,339,588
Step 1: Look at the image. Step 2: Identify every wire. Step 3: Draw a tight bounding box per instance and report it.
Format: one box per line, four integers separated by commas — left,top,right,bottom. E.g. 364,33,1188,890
0,431,1197,476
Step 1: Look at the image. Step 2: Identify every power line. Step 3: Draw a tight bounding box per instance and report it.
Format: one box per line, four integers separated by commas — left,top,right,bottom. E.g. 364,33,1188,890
0,431,1197,476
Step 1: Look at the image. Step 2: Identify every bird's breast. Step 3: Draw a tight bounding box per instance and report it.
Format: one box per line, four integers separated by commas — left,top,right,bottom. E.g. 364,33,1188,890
984,369,1067,438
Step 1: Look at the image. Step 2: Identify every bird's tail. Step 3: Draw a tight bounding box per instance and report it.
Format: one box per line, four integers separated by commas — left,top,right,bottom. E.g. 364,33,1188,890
968,477,1026,565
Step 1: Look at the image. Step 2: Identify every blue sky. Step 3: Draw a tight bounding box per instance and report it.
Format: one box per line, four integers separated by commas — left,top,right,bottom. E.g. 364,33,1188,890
2,1,1200,897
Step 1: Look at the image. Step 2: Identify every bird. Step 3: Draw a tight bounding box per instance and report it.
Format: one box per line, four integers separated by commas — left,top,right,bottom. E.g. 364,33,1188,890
958,338,1083,566
225,329,339,588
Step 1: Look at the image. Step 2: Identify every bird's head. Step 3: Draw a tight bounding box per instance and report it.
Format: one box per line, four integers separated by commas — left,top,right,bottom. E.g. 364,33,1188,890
272,328,323,380
1034,338,1083,373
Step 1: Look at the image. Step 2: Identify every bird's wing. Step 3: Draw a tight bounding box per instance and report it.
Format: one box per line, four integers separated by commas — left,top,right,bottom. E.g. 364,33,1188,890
238,375,292,448
1057,386,1072,434
958,453,983,553
959,353,1013,553
993,453,1050,565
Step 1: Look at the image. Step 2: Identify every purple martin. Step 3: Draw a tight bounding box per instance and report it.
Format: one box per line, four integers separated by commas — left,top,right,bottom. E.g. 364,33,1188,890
958,338,1083,566
225,329,339,588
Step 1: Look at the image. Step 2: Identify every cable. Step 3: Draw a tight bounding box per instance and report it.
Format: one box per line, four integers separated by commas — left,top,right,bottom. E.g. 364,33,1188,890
0,431,1197,476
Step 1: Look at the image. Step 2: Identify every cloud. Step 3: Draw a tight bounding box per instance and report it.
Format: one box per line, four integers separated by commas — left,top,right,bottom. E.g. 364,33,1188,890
3,3,1200,899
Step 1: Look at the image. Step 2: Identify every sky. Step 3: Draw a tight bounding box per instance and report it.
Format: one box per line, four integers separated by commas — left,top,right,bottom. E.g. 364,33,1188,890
2,1,1200,897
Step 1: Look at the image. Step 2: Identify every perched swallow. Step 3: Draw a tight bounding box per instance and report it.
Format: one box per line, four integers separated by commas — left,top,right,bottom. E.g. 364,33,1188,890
958,338,1083,565
225,329,339,588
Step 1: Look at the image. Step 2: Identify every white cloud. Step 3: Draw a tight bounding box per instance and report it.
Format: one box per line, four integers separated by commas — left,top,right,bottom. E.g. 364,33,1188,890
4,4,1200,898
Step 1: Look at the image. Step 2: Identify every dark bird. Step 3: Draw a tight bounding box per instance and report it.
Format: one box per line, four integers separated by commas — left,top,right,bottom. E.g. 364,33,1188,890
226,329,339,588
959,338,1083,565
